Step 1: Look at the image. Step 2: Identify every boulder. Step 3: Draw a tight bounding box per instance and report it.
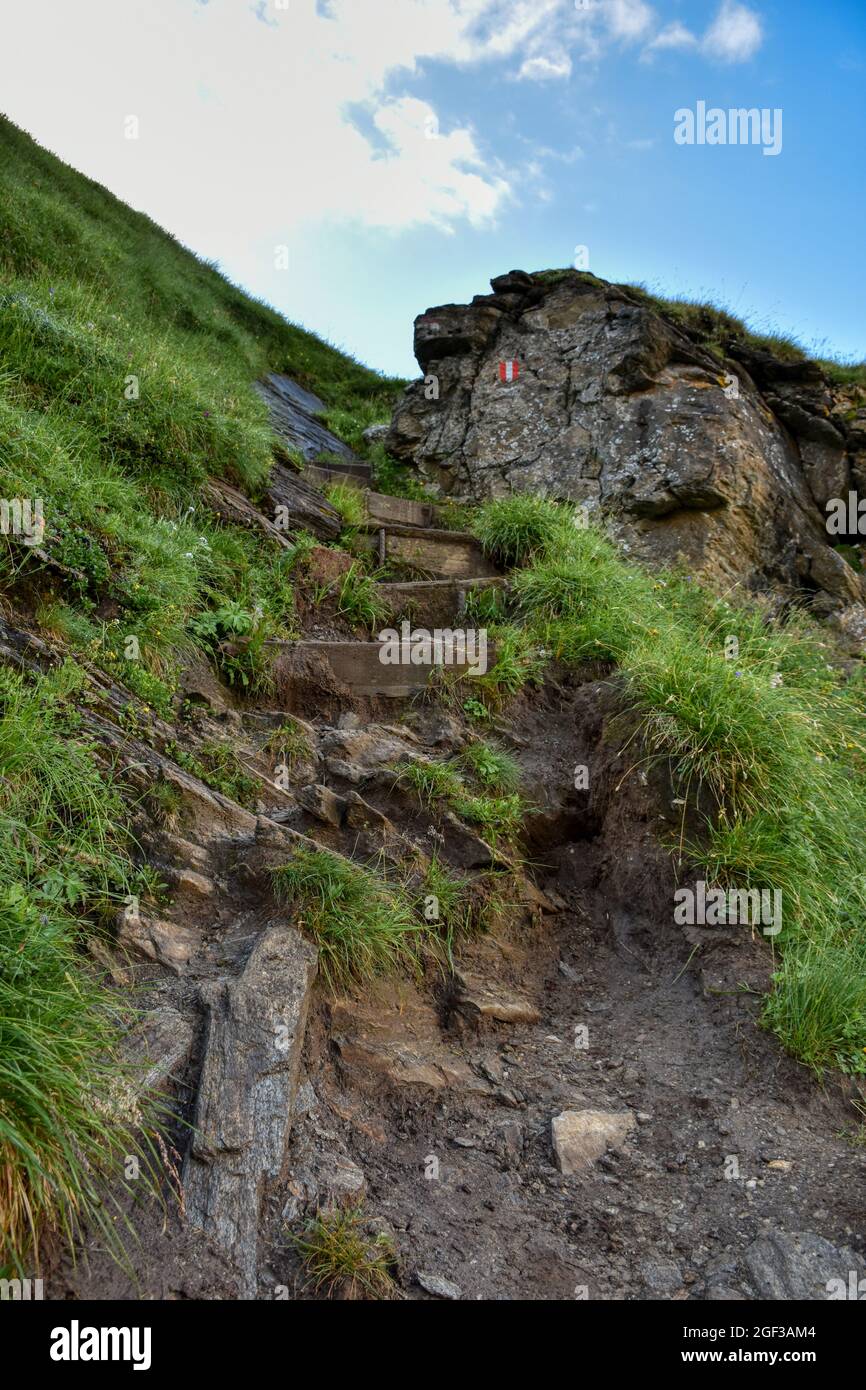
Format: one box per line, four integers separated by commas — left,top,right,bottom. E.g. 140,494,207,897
742,1230,862,1301
387,270,865,617
183,922,318,1297
117,911,199,975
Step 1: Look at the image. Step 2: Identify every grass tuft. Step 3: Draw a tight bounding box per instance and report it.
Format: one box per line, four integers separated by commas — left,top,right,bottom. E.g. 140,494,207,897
471,494,567,569
293,1205,397,1300
273,849,422,989
0,664,157,1273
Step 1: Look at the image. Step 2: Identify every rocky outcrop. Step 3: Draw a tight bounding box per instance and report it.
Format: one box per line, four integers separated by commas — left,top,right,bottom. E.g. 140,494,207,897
183,923,318,1298
255,372,358,466
387,269,866,630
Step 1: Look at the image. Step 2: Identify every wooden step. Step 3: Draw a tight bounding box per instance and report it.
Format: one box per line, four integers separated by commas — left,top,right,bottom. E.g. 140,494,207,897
303,461,372,489
300,480,444,531
364,492,440,528
272,639,490,698
377,577,507,627
357,524,499,580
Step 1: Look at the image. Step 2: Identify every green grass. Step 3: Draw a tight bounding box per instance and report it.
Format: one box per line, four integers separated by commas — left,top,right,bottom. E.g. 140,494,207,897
397,756,526,847
471,494,567,568
324,480,367,530
334,561,389,631
263,718,312,769
460,740,522,793
416,854,472,963
0,114,403,695
0,663,156,1274
397,758,464,806
293,1205,397,1300
273,849,422,989
477,494,866,1074
167,737,259,808
0,117,411,1272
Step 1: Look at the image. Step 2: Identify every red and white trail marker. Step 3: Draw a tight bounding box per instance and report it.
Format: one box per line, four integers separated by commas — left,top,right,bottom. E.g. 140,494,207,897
498,359,519,383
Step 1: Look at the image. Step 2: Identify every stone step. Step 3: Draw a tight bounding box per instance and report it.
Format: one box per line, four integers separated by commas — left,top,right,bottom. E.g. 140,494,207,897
377,577,507,627
358,524,498,580
272,639,490,698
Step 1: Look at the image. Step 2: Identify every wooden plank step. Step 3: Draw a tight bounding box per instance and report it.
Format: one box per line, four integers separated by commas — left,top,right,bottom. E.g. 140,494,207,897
377,577,507,627
300,479,443,532
364,492,439,528
272,640,489,698
357,524,499,580
303,461,372,489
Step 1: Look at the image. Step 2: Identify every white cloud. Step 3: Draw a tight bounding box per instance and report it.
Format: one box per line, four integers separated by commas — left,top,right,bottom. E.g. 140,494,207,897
0,0,766,267
518,52,573,81
0,0,527,249
645,20,698,53
603,0,656,42
702,1,763,63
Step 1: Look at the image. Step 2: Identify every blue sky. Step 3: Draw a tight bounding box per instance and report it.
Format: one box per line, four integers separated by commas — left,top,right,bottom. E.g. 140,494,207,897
0,0,863,376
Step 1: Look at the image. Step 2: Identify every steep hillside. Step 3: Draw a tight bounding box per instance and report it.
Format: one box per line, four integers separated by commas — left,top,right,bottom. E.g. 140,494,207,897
1,121,864,1302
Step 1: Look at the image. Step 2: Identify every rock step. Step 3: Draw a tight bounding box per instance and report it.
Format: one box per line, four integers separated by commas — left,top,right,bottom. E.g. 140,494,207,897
377,577,507,627
273,639,489,697
357,524,498,580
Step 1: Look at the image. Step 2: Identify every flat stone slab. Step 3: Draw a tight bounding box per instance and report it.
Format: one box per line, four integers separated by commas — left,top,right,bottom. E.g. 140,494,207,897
183,922,317,1298
552,1109,636,1174
256,372,360,465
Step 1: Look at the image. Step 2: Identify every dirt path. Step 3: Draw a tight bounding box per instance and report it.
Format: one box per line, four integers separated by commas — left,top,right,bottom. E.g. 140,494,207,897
260,679,866,1301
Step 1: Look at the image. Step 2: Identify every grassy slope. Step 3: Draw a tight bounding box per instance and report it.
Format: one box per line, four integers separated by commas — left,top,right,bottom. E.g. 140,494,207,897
0,114,404,1272
469,497,866,1076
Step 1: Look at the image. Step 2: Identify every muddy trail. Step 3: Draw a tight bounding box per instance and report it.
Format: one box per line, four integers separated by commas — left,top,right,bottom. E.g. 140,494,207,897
49,671,865,1304
34,377,864,1303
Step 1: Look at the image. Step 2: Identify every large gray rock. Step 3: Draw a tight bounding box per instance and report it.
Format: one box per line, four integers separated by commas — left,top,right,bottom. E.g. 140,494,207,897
742,1230,862,1301
256,372,357,464
387,270,864,619
183,922,317,1298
